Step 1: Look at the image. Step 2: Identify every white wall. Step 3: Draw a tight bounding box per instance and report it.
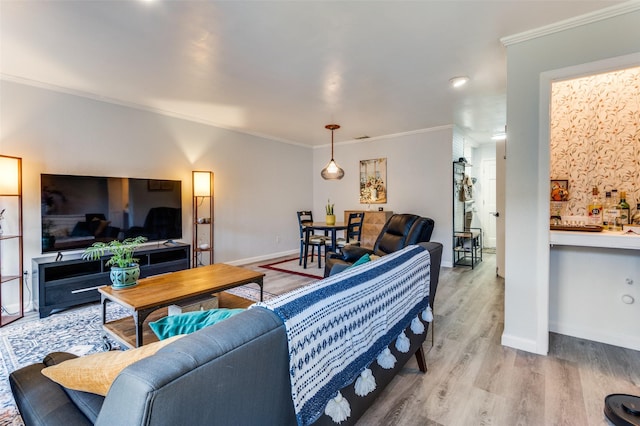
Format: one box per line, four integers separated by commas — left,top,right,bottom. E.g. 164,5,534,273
312,127,454,267
502,7,640,354
0,80,313,272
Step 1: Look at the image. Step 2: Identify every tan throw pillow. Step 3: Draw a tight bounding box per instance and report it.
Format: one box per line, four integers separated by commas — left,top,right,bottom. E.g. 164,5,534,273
41,334,184,396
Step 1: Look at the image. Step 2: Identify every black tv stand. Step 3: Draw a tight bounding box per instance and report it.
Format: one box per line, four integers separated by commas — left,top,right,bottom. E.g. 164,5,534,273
33,243,190,318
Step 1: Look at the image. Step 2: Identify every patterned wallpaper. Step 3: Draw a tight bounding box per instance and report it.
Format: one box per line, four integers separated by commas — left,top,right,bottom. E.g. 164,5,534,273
550,66,640,217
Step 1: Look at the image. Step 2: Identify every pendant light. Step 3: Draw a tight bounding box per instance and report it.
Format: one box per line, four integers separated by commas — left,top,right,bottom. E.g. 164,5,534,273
321,124,345,180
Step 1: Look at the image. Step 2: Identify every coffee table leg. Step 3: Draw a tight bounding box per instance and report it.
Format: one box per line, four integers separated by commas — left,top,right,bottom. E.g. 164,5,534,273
258,277,264,301
133,309,156,347
101,296,108,325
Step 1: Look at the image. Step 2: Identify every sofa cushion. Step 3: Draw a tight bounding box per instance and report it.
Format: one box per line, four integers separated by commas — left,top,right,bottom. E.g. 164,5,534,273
41,334,184,396
149,308,245,340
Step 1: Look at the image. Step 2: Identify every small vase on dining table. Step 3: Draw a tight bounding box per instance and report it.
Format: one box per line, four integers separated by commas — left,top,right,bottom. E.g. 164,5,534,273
326,214,336,225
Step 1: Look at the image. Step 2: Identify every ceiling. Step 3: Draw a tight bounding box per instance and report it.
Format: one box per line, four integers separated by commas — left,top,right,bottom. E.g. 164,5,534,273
0,1,626,147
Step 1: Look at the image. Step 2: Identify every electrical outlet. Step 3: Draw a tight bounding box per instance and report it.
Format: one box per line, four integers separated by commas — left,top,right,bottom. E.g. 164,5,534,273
276,236,281,244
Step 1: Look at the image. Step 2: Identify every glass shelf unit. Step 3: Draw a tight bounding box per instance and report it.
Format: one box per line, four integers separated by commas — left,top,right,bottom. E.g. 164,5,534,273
0,155,23,326
192,171,214,268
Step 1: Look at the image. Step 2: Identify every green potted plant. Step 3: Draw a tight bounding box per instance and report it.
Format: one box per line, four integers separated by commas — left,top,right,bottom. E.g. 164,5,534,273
82,236,148,289
326,199,336,225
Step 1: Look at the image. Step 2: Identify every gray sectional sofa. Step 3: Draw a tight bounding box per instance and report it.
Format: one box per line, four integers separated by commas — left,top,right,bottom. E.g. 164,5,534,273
10,242,442,426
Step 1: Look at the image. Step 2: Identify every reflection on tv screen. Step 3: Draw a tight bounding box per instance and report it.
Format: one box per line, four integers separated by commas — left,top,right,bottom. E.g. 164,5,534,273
41,174,182,253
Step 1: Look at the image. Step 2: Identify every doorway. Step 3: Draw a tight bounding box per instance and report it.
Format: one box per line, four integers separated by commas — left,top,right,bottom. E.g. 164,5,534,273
481,158,497,249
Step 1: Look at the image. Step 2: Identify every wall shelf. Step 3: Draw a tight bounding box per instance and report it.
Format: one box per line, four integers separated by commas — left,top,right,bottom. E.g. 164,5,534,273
549,230,640,250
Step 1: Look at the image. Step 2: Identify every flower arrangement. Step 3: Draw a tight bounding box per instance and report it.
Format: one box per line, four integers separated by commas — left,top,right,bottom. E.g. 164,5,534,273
326,199,334,216
360,176,386,203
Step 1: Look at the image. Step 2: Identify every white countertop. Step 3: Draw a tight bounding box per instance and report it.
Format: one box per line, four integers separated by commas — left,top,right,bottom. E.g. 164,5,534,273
549,229,640,250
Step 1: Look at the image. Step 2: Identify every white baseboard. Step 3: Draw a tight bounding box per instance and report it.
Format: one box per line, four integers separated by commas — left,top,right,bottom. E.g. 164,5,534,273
226,249,298,266
501,332,544,355
550,321,640,352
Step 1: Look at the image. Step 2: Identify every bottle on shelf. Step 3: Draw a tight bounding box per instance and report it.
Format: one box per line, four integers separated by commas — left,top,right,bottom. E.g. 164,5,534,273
611,189,619,206
602,191,619,230
632,203,640,225
611,189,621,231
617,191,630,226
587,187,602,225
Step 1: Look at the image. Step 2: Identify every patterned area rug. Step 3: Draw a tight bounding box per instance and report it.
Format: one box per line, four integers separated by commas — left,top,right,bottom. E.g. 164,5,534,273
0,285,267,426
259,256,324,279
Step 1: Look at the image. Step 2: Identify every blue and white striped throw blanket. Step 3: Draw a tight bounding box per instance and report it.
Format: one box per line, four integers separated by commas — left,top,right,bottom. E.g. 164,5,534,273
255,245,431,425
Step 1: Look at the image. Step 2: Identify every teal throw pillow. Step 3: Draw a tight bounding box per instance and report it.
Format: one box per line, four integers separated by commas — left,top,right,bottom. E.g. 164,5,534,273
150,308,245,340
350,253,371,268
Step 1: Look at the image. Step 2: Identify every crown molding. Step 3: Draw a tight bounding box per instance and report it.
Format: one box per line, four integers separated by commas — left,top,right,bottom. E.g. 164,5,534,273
0,73,311,148
501,1,640,46
313,125,455,149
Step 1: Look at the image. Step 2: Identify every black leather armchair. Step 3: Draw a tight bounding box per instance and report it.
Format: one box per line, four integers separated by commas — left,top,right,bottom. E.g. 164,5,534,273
324,213,435,277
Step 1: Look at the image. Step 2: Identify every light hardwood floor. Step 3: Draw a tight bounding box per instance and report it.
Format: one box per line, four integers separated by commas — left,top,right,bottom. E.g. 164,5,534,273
247,253,638,426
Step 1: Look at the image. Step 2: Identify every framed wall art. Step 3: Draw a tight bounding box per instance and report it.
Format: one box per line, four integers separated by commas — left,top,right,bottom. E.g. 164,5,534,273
550,179,569,201
360,158,387,204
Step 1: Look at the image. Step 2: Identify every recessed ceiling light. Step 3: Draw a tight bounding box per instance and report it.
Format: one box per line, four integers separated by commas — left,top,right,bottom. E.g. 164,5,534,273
449,76,469,88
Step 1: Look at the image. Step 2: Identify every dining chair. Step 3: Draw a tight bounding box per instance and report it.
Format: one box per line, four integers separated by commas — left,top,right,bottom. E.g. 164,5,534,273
297,211,328,267
335,212,365,252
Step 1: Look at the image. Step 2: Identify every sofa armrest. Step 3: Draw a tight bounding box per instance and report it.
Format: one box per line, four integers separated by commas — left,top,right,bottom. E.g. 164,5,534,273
329,263,350,276
340,245,374,262
9,361,93,426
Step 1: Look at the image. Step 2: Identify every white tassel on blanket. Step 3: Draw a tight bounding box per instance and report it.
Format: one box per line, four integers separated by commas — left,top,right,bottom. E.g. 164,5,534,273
354,368,376,397
395,331,410,353
411,316,425,334
325,392,351,423
422,305,433,322
377,347,396,369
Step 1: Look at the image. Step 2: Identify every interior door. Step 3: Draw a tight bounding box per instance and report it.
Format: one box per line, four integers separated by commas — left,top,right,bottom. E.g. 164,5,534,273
482,159,497,248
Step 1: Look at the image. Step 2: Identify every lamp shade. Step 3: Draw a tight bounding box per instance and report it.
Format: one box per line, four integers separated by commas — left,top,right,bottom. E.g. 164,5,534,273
193,171,212,197
321,124,344,180
0,156,20,195
320,159,345,180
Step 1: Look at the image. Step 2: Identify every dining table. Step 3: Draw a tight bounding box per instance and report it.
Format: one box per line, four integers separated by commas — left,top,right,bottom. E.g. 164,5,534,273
303,221,348,269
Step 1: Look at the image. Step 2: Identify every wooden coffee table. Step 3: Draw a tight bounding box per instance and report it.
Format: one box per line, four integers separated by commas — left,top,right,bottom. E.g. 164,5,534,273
99,263,265,348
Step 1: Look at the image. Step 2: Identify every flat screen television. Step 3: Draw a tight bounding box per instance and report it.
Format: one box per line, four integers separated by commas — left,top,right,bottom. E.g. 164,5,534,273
41,174,182,253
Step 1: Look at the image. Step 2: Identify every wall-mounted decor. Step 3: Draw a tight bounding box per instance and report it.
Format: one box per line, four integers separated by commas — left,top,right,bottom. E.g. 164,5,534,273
360,158,387,204
550,179,569,201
